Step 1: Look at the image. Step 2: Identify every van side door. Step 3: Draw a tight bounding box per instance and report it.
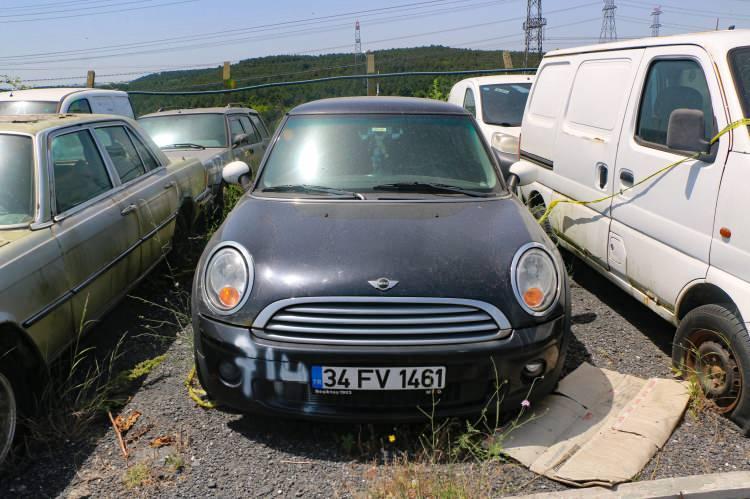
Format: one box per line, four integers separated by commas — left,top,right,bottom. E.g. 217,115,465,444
610,46,730,308
548,51,644,267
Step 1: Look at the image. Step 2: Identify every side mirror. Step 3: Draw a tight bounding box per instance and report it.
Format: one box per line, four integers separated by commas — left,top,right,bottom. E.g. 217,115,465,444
666,109,711,154
222,161,252,189
508,161,539,189
232,133,249,148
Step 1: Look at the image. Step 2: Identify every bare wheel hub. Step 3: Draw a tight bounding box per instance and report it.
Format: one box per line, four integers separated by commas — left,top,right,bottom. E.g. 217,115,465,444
685,330,741,413
0,372,17,464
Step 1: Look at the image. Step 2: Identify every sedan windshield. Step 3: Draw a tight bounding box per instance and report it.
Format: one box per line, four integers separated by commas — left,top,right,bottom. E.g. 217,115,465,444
479,83,531,126
139,113,228,148
257,114,503,197
0,101,57,115
730,46,750,120
0,135,34,225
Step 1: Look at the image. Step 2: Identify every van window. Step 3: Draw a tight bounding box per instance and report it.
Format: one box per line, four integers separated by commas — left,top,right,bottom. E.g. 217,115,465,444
94,126,147,183
636,59,716,148
567,60,632,131
729,47,750,120
480,83,531,127
528,63,572,120
51,130,112,213
249,114,270,138
463,88,476,117
67,99,92,114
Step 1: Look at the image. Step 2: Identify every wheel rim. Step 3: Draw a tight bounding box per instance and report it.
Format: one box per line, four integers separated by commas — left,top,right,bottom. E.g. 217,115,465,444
683,329,742,413
0,372,17,464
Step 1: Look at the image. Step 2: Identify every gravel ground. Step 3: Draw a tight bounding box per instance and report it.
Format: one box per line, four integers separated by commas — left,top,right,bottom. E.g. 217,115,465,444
1,252,749,498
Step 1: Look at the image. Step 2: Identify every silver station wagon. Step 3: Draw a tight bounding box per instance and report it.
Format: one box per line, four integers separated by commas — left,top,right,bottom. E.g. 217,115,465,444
0,114,209,465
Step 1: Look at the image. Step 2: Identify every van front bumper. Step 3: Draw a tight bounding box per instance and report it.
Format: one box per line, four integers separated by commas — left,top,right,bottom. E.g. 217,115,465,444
194,314,568,422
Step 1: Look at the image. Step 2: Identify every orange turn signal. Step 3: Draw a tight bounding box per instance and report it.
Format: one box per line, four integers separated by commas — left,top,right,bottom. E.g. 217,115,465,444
218,286,241,308
523,287,544,308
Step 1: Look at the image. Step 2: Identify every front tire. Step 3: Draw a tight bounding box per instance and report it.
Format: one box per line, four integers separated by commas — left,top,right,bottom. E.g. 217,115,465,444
672,304,750,434
0,370,18,466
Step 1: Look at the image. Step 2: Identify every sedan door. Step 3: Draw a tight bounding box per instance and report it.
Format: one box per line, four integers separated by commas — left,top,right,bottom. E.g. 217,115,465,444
49,127,130,331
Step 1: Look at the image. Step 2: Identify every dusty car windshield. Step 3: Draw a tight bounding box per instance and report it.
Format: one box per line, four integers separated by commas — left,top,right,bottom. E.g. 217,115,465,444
0,101,57,115
139,113,228,148
257,114,502,196
730,47,750,119
0,134,34,225
480,83,531,126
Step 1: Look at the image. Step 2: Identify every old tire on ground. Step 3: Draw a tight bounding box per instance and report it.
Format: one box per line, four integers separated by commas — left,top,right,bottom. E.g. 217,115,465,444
0,369,18,467
672,304,750,434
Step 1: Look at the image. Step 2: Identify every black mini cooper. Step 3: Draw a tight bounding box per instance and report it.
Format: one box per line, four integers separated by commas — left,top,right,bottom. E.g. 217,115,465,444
192,97,570,421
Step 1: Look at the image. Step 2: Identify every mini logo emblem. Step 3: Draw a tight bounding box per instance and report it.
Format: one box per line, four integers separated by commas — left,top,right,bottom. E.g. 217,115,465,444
369,277,399,291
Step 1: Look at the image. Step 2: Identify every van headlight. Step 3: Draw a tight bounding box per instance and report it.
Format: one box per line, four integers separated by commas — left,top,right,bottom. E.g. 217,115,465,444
491,132,520,155
204,242,254,314
511,243,559,316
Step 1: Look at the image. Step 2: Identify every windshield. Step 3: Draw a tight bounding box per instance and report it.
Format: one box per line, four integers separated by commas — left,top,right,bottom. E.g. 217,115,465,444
0,135,34,225
730,47,750,121
479,83,532,126
138,113,227,148
0,100,58,115
257,114,502,197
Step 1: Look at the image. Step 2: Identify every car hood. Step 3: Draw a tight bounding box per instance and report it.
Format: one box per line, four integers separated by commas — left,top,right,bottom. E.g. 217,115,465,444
194,195,564,329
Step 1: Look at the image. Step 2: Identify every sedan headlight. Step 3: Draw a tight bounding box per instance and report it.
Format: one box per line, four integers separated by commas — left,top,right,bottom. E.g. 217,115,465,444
511,243,559,316
204,243,254,314
491,132,520,155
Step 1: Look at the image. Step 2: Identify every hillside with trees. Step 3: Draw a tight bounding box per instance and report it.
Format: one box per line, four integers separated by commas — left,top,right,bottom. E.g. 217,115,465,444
118,46,537,128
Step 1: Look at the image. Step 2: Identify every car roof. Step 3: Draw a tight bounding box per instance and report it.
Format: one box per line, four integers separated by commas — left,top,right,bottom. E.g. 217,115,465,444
289,96,469,115
0,113,130,135
546,29,749,59
0,87,128,102
456,75,535,86
140,106,259,118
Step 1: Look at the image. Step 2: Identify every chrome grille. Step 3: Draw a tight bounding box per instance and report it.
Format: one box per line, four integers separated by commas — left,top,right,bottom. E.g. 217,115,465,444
252,298,511,346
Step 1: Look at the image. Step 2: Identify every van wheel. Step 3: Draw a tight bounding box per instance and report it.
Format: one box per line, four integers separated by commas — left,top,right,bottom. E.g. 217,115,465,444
672,304,750,431
526,193,557,244
0,369,18,466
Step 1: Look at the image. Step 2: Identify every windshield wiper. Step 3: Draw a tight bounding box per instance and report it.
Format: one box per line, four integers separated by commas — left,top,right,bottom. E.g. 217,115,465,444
162,143,206,150
261,184,364,199
372,182,491,197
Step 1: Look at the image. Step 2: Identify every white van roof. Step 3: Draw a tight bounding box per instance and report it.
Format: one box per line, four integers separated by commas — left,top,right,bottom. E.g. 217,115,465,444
0,87,128,102
546,29,749,60
455,74,535,86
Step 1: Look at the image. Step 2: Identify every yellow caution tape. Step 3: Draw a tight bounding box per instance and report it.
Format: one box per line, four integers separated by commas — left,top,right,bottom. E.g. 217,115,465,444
185,366,217,409
536,118,750,226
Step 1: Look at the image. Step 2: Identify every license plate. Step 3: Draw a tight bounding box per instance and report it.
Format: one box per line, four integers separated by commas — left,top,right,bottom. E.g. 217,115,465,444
311,366,446,391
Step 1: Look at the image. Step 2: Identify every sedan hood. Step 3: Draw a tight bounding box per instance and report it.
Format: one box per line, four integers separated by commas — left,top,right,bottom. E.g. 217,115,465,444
196,195,563,328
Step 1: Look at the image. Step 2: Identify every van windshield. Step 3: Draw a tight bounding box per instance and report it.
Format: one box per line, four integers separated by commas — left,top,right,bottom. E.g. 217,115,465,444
480,83,532,126
257,114,504,197
0,101,57,115
730,47,750,120
139,113,228,148
0,135,34,225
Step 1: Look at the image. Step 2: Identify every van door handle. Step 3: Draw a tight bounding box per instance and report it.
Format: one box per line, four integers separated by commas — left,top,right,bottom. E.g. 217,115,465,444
163,181,176,190
620,170,634,187
596,162,608,189
120,204,137,216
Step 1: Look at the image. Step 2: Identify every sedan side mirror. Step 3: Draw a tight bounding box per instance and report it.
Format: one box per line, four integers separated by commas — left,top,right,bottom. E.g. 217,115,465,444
232,133,249,148
666,109,711,154
222,160,252,189
508,161,539,191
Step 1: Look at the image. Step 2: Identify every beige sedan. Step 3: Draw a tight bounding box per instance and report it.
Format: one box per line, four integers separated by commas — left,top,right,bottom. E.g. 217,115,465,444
0,114,210,465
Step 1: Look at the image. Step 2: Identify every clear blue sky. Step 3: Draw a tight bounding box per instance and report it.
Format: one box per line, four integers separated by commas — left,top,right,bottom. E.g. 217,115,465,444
1,0,748,86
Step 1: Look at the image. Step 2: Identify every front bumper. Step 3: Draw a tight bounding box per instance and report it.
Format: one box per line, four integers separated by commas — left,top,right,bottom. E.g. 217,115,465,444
194,313,569,422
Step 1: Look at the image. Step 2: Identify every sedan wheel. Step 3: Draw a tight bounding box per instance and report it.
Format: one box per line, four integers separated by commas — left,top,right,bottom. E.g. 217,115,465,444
0,371,17,465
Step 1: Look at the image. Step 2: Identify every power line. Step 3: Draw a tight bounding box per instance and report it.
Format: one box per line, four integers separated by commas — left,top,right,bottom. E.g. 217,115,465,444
0,0,197,23
650,6,663,36
523,0,547,66
0,0,171,18
600,0,617,42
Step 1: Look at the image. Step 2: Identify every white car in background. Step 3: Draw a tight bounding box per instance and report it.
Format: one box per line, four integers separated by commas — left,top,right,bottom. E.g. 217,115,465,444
448,74,534,174
0,88,135,118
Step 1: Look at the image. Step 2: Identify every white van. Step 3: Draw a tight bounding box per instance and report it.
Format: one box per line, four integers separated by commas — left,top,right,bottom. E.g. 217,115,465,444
0,88,135,117
510,30,750,432
448,75,534,172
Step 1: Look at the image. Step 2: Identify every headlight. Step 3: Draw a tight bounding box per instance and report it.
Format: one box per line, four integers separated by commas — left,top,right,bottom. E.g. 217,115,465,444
511,243,559,316
204,243,253,314
491,132,520,155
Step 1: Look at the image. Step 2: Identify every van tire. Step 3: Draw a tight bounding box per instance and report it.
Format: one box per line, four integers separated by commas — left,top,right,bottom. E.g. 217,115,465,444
526,193,557,244
672,304,750,434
